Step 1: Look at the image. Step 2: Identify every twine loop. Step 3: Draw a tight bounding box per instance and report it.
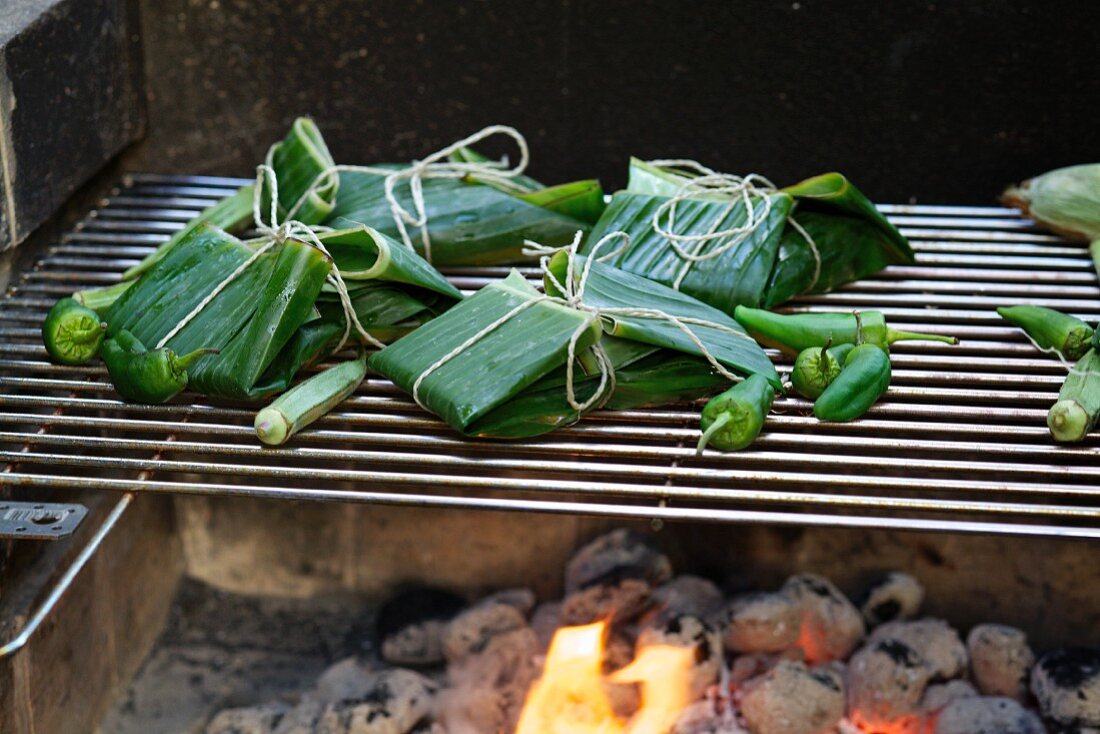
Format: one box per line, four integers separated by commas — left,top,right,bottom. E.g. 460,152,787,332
642,159,822,292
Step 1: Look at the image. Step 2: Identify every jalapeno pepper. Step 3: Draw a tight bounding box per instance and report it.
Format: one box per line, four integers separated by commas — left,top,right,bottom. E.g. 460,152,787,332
41,298,107,365
733,306,958,357
695,374,776,454
998,305,1093,361
813,343,891,422
791,340,855,400
101,329,216,404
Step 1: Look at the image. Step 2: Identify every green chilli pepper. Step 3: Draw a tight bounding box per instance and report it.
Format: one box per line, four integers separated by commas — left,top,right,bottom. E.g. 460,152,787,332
733,306,958,357
814,343,891,422
1048,349,1100,442
791,341,856,400
101,329,216,404
42,298,107,365
696,374,776,454
997,305,1093,361
255,351,367,446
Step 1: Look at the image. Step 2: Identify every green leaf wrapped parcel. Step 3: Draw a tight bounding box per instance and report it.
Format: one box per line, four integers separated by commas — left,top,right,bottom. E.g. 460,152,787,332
581,158,914,314
368,247,780,439
104,223,462,400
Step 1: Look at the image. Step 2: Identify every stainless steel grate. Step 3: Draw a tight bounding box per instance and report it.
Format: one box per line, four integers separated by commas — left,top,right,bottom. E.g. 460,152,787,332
2,174,1099,538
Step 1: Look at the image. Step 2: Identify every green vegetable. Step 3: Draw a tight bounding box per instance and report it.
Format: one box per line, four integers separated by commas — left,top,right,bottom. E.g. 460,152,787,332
734,306,957,357
1047,349,1100,442
41,298,107,365
1001,164,1100,242
255,352,367,445
101,329,215,404
997,305,1093,361
813,343,891,422
695,374,776,454
72,281,134,316
790,340,854,400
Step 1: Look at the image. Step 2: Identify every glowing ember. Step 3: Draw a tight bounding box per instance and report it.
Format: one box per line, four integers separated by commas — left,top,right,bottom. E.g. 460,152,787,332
515,621,695,734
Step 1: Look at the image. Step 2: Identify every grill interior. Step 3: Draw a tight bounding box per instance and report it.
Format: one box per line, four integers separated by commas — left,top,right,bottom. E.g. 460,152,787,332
1,174,1098,538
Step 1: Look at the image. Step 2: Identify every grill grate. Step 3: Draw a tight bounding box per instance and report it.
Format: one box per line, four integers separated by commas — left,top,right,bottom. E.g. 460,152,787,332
2,174,1099,538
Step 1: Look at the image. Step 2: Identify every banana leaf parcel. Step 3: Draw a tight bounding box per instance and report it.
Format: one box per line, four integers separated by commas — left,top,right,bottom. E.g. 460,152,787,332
581,158,914,313
105,223,461,400
116,118,602,287
369,249,779,439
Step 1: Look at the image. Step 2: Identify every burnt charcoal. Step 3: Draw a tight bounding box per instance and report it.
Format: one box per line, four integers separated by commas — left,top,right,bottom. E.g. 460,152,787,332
273,699,326,734
442,602,527,663
479,588,537,616
721,592,802,654
205,702,289,734
934,695,1045,734
671,700,743,734
730,649,806,685
643,575,725,625
564,529,673,593
739,660,845,734
846,638,935,733
377,588,465,667
560,578,653,626
920,680,979,716
315,658,375,704
529,601,562,651
315,669,436,734
782,574,865,663
968,624,1035,702
861,573,924,627
637,615,723,700
1032,648,1100,728
438,627,540,734
868,619,968,680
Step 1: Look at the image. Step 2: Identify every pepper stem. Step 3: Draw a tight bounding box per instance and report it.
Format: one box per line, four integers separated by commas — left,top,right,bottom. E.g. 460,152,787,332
173,347,219,371
696,413,731,456
886,327,959,346
818,338,833,378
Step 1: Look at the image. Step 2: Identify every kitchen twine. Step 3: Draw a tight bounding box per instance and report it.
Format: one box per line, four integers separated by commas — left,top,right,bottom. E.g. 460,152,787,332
409,230,759,415
1018,329,1094,376
643,159,822,292
155,126,536,352
279,125,536,264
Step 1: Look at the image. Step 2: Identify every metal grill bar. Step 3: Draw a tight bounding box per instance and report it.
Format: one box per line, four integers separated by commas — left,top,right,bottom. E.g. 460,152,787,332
2,174,1099,538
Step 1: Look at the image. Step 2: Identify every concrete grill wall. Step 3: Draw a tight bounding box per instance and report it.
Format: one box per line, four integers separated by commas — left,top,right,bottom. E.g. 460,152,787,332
124,0,1099,202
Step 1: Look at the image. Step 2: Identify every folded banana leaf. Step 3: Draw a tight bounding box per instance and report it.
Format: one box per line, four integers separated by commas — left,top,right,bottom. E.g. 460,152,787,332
582,159,914,313
581,190,793,313
106,223,462,400
369,253,779,438
122,118,336,282
761,173,913,307
368,270,604,432
106,225,333,399
544,250,780,387
324,171,597,266
312,226,462,339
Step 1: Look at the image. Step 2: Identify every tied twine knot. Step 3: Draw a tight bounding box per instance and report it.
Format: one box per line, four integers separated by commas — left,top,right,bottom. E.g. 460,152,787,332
154,126,537,353
409,230,760,417
643,159,822,293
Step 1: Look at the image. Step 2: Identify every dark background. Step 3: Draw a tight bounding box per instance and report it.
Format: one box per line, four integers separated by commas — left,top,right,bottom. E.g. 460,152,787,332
124,0,1098,203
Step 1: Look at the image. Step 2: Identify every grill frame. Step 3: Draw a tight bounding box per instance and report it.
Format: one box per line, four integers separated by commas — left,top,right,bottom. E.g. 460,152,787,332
2,173,1100,539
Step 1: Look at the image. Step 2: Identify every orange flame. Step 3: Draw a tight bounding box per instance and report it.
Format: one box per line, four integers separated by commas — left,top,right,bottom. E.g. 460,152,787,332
515,621,694,734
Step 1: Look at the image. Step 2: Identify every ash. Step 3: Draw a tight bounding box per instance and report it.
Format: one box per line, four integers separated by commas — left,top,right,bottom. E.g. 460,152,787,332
110,531,1098,734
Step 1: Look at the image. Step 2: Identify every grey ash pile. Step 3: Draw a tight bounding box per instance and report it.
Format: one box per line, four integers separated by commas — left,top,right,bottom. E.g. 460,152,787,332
204,529,1098,734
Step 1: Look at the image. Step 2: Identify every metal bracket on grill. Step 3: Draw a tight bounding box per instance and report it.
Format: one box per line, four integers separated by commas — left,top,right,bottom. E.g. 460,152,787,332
0,501,87,539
